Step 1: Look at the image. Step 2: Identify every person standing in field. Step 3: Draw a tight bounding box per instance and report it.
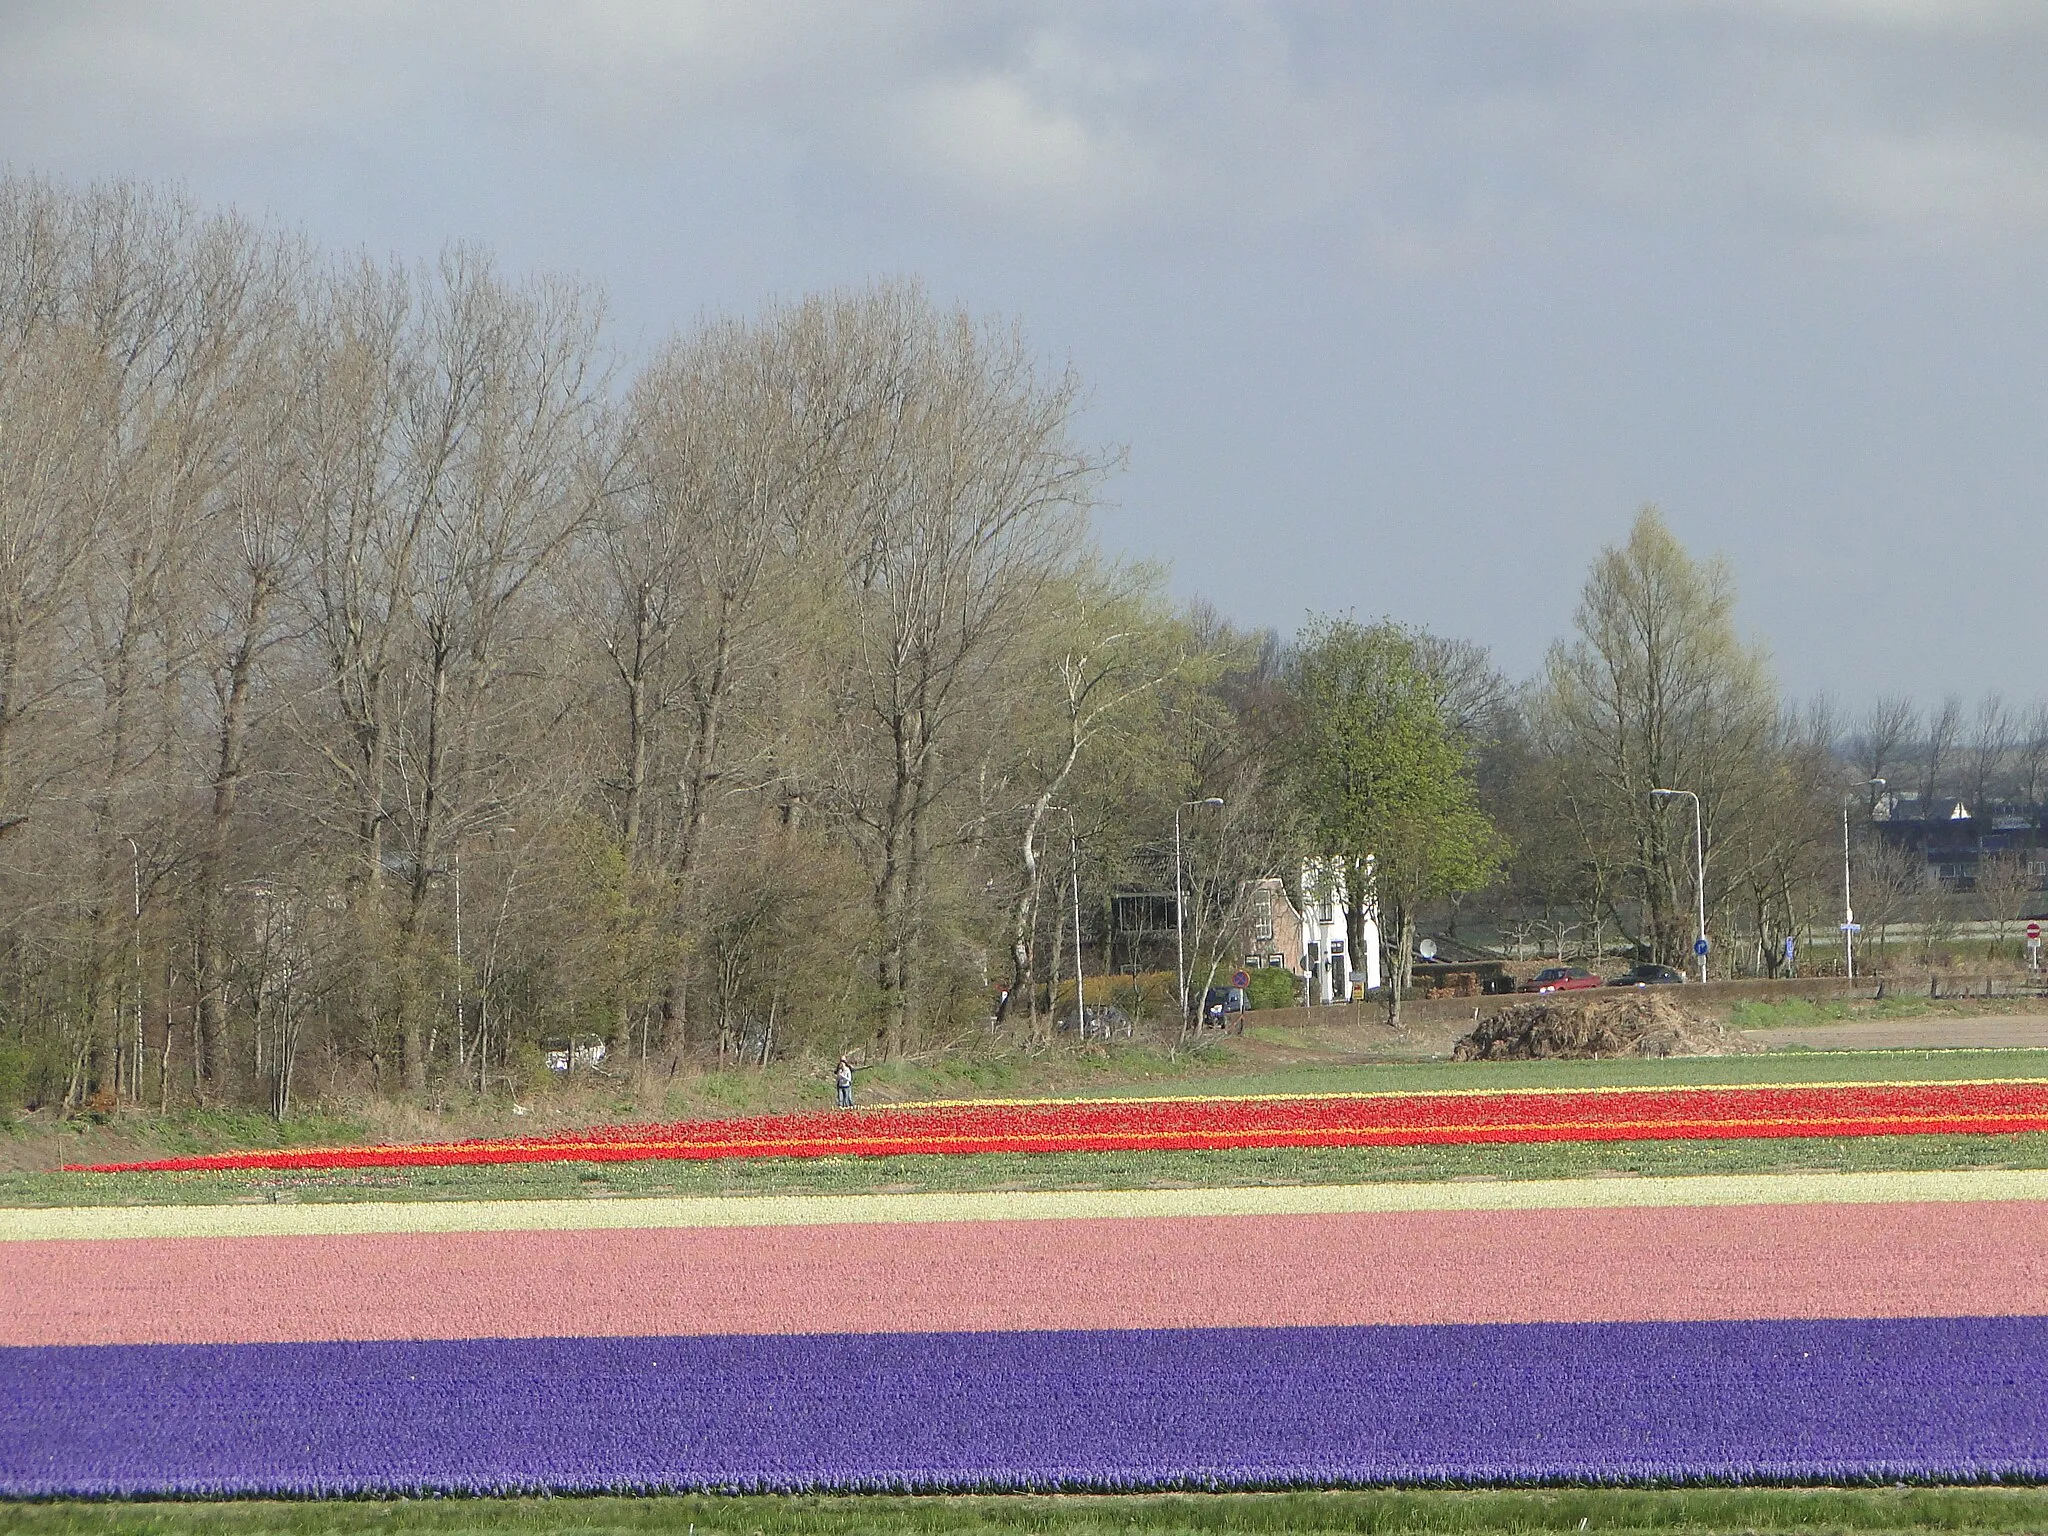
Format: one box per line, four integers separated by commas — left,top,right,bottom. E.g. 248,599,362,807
835,1055,855,1109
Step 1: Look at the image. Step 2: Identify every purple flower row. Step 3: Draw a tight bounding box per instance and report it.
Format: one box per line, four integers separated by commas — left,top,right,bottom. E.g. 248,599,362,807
5,1317,2046,1496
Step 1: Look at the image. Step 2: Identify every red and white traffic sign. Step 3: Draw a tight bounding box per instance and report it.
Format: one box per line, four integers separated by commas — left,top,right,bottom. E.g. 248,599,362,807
2029,922,2042,942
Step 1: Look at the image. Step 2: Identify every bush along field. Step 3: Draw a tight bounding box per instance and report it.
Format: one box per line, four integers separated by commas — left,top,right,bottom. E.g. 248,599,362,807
13,1053,2048,1520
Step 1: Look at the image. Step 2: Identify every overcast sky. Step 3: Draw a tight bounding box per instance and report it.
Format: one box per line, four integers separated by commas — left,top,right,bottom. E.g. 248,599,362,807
4,1,2044,706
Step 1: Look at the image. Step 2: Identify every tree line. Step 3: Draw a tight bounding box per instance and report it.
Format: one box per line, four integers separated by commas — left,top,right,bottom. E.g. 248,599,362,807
0,176,2035,1115
0,175,1276,1112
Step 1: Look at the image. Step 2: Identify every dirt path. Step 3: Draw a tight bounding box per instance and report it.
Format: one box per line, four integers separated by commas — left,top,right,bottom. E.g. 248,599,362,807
1744,1015,2048,1052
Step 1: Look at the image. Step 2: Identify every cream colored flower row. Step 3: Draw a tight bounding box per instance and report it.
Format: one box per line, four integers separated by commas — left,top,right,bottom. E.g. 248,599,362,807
911,1075,2048,1109
8,1167,2048,1243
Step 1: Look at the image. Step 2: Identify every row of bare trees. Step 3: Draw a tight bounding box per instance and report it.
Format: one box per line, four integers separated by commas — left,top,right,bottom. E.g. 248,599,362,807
4,178,2037,1116
0,176,1277,1113
1848,693,2048,814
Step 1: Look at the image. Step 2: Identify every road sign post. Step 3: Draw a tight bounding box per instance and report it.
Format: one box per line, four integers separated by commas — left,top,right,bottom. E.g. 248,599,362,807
2029,923,2042,972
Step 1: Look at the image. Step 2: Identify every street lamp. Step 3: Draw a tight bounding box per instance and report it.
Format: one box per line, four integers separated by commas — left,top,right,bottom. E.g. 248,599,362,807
1175,798,1225,1023
1843,778,1885,982
1649,789,1708,983
1050,805,1085,1035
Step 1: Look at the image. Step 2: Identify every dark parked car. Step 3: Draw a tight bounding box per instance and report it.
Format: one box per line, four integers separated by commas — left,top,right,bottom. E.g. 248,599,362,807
1521,966,1603,994
1609,963,1687,987
1201,985,1248,1027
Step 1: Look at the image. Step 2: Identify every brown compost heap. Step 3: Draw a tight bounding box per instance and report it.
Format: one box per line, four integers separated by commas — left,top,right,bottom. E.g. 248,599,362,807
1452,991,1754,1061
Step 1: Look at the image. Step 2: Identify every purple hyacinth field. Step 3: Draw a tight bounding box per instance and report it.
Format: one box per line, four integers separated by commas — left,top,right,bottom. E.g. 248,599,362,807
9,1178,2048,1498
6,1318,2048,1496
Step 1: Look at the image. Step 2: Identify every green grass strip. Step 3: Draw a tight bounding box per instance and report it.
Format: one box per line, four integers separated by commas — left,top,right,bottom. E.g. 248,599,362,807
1061,1048,2048,1100
10,1488,2048,1534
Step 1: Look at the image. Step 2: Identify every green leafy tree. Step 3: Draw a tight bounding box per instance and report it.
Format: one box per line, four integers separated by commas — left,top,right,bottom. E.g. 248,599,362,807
1537,507,1779,968
1288,619,1503,1026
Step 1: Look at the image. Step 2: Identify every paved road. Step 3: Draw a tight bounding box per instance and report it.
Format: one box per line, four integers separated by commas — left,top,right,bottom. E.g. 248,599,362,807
1745,1016,2048,1052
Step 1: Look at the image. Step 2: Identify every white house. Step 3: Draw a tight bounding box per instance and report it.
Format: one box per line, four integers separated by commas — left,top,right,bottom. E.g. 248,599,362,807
1300,857,1382,1002
1244,861,1383,1002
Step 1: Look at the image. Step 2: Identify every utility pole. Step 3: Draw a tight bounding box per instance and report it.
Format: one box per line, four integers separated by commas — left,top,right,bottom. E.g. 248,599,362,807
1051,806,1084,1034
1175,798,1225,1024
1843,778,1885,981
1650,789,1707,983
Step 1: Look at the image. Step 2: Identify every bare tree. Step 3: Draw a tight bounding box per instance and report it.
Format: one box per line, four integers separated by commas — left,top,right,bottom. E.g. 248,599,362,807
0,302,104,830
829,285,1111,1055
613,302,845,882
1964,693,2014,811
1855,838,1923,972
1851,694,1918,807
387,255,607,1087
185,233,309,1093
1975,852,2036,961
1005,575,1191,1030
293,250,607,1088
1920,693,1963,808
295,256,423,891
2015,703,2048,808
1539,508,1779,967
1414,632,1512,745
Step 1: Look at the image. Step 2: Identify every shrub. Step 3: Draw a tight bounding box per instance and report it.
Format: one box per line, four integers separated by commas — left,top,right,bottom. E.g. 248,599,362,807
1246,967,1299,1010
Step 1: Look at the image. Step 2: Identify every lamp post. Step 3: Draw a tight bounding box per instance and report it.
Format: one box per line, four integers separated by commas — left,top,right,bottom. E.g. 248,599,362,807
1843,778,1885,981
1175,798,1225,1023
1650,789,1707,983
1049,805,1085,1034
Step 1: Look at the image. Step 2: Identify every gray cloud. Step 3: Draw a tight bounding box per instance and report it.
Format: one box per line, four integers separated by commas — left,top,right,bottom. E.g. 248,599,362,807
3,1,2046,701
12,3,2048,249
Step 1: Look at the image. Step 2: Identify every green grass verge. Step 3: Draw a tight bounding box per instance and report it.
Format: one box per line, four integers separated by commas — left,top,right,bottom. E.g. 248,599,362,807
2,1104,378,1155
1063,1047,2048,1101
1727,996,2040,1030
13,1128,2048,1209
9,1489,2048,1534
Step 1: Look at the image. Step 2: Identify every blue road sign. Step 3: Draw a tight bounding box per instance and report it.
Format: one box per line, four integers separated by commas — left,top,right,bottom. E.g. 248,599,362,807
1694,937,1710,957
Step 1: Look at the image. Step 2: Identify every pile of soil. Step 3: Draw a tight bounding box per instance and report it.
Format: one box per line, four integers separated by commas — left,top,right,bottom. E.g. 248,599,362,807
1453,991,1754,1061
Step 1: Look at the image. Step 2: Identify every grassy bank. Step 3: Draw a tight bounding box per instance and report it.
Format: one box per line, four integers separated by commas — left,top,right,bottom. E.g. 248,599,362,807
11,996,2044,1172
1062,1045,2048,1099
10,1488,2048,1535
0,1039,1248,1170
1728,995,2047,1030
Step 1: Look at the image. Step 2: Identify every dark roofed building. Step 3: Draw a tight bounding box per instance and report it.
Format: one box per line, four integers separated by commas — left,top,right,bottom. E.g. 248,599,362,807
1874,794,2047,891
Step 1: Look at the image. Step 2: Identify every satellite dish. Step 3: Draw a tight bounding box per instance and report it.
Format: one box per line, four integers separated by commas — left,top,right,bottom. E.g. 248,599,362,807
1418,938,1439,960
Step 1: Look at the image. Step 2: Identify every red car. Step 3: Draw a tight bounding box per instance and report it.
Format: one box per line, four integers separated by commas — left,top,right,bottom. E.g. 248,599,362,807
1522,966,1603,994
